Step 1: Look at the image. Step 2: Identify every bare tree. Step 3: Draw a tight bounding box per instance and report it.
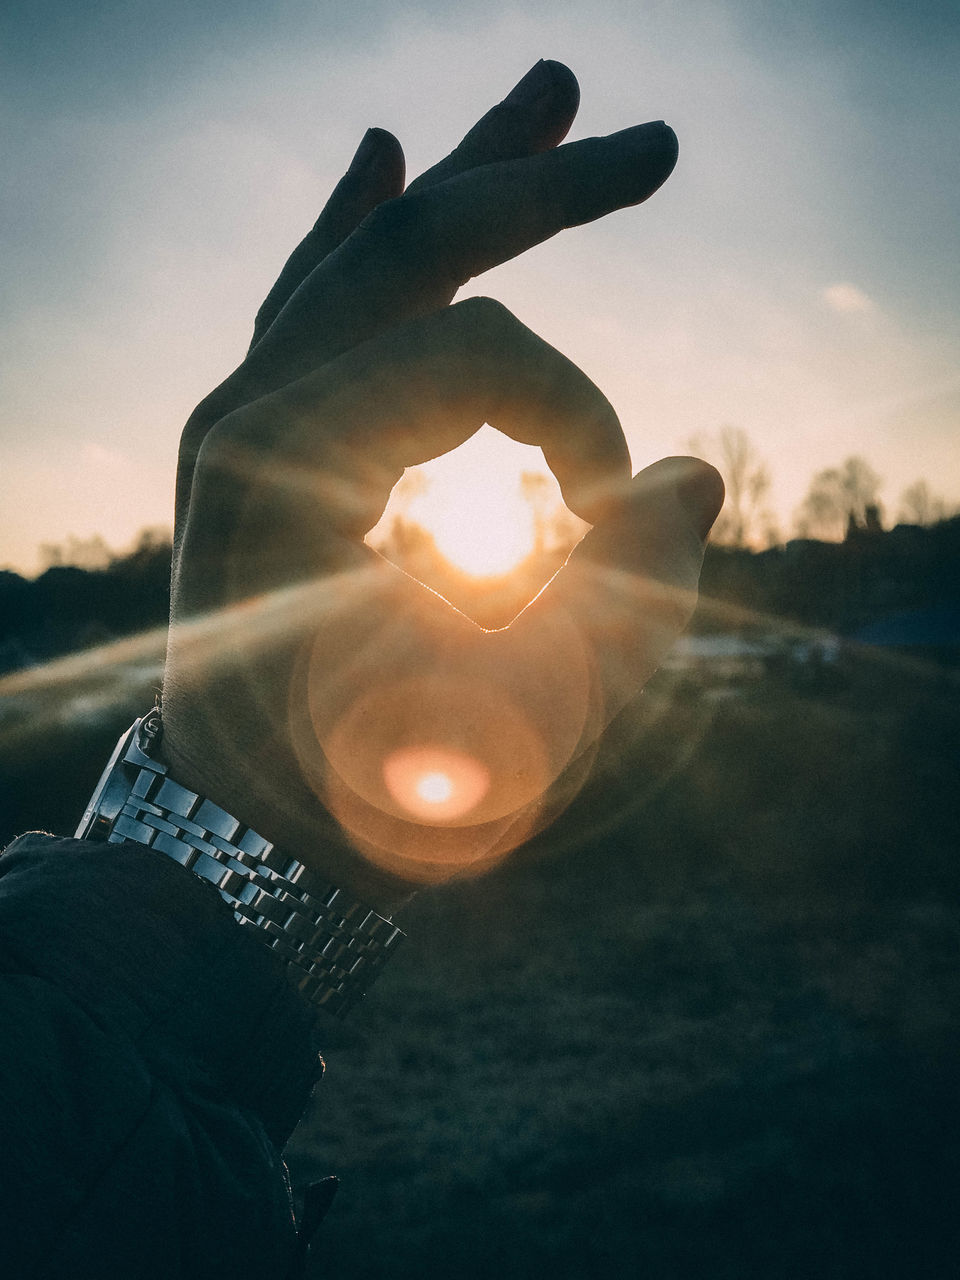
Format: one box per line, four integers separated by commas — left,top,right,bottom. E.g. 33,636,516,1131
520,471,553,555
794,456,883,541
365,469,429,557
897,479,952,526
130,526,173,554
519,471,590,558
38,543,64,570
689,425,777,547
38,534,112,571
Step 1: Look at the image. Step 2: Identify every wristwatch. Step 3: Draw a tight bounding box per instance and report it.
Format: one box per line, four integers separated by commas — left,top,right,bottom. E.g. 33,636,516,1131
76,709,403,1016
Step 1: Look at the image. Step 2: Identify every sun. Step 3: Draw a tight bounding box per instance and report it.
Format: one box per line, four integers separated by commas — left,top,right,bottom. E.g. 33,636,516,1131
382,744,491,822
367,426,566,580
415,771,454,804
425,484,534,577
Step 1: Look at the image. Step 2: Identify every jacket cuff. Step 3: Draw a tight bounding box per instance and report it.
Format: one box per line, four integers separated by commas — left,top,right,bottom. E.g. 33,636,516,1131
0,832,326,1147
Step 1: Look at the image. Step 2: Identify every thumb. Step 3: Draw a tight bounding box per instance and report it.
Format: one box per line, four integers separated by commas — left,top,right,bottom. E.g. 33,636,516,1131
514,456,725,727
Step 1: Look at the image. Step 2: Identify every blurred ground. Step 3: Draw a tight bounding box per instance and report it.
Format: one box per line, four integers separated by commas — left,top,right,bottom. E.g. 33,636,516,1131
1,642,958,1278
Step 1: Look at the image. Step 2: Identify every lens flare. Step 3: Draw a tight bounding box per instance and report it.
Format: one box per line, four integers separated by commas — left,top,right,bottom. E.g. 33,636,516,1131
383,745,491,822
366,426,565,580
417,772,452,804
286,559,596,880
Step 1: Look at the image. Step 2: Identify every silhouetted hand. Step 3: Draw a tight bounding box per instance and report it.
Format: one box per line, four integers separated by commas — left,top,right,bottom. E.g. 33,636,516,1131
160,60,723,907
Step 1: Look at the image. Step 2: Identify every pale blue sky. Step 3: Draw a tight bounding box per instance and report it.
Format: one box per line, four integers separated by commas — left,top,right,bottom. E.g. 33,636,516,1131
2,0,957,571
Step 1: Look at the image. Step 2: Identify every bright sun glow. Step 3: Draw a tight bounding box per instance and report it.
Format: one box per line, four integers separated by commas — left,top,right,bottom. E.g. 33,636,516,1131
416,771,454,804
368,426,568,579
429,491,534,577
383,744,491,822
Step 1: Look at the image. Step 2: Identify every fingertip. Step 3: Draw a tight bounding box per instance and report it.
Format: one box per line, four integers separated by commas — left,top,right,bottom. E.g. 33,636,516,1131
370,128,406,192
658,122,679,172
558,120,680,227
349,127,406,192
501,59,581,151
640,455,725,541
539,397,632,525
675,457,724,540
559,447,633,527
540,59,581,123
631,120,679,189
538,60,580,150
367,127,404,163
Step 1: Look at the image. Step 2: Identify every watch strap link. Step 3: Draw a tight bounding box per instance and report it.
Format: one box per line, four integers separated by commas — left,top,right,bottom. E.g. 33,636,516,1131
77,712,403,1016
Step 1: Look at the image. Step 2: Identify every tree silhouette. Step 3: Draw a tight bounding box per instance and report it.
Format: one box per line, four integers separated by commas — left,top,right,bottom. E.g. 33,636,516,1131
519,471,552,556
897,479,953,527
689,426,776,547
795,456,883,541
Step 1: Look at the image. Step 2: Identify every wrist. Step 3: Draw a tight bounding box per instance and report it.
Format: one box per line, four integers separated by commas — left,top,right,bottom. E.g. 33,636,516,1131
77,712,406,1015
156,696,419,915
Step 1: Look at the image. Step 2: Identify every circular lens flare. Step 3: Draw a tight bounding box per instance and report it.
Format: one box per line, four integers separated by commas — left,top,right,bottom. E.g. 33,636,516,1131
383,745,491,822
416,772,454,804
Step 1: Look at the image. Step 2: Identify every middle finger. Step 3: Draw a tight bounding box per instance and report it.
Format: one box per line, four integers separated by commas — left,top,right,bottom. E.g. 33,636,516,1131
251,119,678,390
191,118,677,442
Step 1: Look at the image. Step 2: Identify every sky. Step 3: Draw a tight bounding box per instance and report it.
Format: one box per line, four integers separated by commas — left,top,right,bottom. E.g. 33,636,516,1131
1,0,958,574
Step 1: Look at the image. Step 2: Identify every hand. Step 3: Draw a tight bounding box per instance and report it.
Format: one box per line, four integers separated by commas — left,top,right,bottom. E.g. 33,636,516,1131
160,61,724,908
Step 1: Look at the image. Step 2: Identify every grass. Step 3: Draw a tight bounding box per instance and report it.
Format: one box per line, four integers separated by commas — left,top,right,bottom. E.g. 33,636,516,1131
2,644,958,1277
283,658,960,1278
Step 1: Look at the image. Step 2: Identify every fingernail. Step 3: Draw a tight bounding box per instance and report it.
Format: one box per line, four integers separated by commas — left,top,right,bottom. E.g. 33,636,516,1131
590,121,678,211
675,460,726,541
300,1176,340,1241
348,127,387,175
632,120,676,150
504,59,556,107
309,1176,340,1224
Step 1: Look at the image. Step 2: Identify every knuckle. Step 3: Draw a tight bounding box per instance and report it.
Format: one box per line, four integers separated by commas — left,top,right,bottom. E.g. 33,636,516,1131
178,388,238,473
191,417,237,475
357,193,424,255
447,295,523,350
449,294,513,328
192,406,263,479
357,189,467,293
178,418,206,470
453,103,526,164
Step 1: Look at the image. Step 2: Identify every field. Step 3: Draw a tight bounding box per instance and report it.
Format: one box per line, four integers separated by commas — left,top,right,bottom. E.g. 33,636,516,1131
1,642,958,1278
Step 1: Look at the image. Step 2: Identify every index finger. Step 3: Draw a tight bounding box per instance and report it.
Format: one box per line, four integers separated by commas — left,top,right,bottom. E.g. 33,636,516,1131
196,298,629,548
241,120,678,390
251,60,581,354
178,118,677,532
511,456,724,727
403,59,581,196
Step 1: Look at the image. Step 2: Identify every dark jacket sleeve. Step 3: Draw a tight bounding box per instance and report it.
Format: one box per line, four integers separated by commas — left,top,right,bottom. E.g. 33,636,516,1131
0,832,327,1279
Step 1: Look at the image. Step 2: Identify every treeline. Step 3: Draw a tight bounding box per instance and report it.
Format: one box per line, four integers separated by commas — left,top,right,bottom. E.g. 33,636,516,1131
2,515,959,678
697,515,960,635
0,531,172,675
688,428,958,547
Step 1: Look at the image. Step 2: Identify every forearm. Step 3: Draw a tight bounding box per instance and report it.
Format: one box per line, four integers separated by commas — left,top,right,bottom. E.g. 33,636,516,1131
0,831,324,1277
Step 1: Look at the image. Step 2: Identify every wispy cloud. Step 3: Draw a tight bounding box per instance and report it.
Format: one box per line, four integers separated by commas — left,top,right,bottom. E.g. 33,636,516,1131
1,1,958,571
822,283,876,315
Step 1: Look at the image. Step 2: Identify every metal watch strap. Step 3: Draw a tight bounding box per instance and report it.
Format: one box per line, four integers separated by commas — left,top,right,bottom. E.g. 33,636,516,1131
76,710,403,1017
